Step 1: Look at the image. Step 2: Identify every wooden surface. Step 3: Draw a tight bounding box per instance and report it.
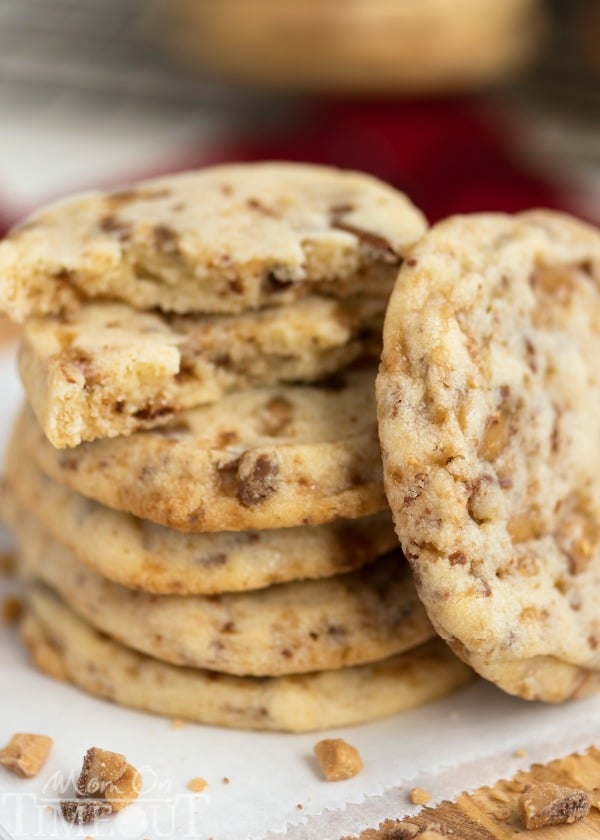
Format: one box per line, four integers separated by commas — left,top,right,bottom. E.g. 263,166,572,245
352,748,600,839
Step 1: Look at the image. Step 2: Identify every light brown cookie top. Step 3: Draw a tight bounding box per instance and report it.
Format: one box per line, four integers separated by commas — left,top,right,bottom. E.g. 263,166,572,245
0,162,426,321
377,211,600,702
23,586,473,732
4,456,397,594
20,295,384,447
20,366,386,531
16,506,431,676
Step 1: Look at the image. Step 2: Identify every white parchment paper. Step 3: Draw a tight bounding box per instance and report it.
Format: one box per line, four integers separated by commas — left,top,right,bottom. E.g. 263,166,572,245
1,348,599,840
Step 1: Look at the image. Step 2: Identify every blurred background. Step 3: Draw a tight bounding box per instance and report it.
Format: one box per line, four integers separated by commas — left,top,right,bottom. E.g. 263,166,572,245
0,0,598,255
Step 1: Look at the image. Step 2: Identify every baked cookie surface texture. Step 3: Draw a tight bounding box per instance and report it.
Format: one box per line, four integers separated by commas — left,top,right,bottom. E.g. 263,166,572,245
377,211,600,701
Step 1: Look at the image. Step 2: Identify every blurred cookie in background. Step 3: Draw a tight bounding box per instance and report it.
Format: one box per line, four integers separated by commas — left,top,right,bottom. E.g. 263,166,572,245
166,0,546,94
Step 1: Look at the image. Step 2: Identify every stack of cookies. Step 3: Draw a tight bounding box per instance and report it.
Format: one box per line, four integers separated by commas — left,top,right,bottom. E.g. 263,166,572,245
0,163,472,731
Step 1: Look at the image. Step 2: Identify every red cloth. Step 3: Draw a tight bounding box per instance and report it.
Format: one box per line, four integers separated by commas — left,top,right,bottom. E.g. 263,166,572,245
0,98,577,237
193,98,568,223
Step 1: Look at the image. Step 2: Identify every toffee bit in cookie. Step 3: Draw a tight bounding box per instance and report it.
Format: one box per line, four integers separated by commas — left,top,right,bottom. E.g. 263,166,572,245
1,594,23,625
519,782,590,829
0,733,53,777
314,738,363,781
0,550,16,577
77,747,127,796
589,788,600,809
187,777,208,793
410,787,432,806
60,799,112,825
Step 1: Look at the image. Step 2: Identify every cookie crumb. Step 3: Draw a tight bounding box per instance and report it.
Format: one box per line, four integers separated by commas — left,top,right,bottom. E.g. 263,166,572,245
0,733,52,777
314,738,363,782
489,788,511,804
222,776,230,784
170,719,186,729
1,595,23,625
60,800,112,825
187,777,208,793
519,782,590,829
410,787,432,806
514,749,528,758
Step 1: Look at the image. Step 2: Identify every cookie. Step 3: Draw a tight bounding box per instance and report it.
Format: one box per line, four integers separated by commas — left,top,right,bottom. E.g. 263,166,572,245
0,162,426,322
14,506,431,676
20,367,386,531
22,586,472,732
20,295,384,447
5,456,398,595
377,211,600,702
4,457,396,594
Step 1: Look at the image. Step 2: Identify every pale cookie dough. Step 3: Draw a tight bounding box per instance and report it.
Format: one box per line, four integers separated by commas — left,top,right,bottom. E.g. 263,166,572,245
377,211,600,702
0,162,426,321
20,367,386,531
13,506,431,676
20,295,385,447
4,458,397,594
22,586,472,732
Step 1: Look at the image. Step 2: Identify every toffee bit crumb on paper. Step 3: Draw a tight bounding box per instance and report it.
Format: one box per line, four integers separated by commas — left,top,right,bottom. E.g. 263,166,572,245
104,764,142,814
63,746,140,825
514,749,528,758
410,787,432,806
0,733,53,777
60,800,112,825
170,719,186,729
314,738,363,782
519,782,590,829
222,776,230,785
296,803,303,810
1,595,23,625
77,747,127,796
187,777,208,793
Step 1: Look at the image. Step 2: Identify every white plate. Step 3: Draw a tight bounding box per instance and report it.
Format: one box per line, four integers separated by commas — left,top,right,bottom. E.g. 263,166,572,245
1,345,600,840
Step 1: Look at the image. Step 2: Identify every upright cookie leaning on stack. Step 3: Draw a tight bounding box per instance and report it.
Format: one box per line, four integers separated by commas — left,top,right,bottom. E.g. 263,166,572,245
0,162,473,731
377,210,600,703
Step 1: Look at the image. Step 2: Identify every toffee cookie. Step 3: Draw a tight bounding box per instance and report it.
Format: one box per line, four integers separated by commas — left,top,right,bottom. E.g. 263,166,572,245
22,586,472,732
377,211,600,702
0,162,426,320
15,508,432,676
4,457,397,594
20,367,386,531
20,296,384,447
